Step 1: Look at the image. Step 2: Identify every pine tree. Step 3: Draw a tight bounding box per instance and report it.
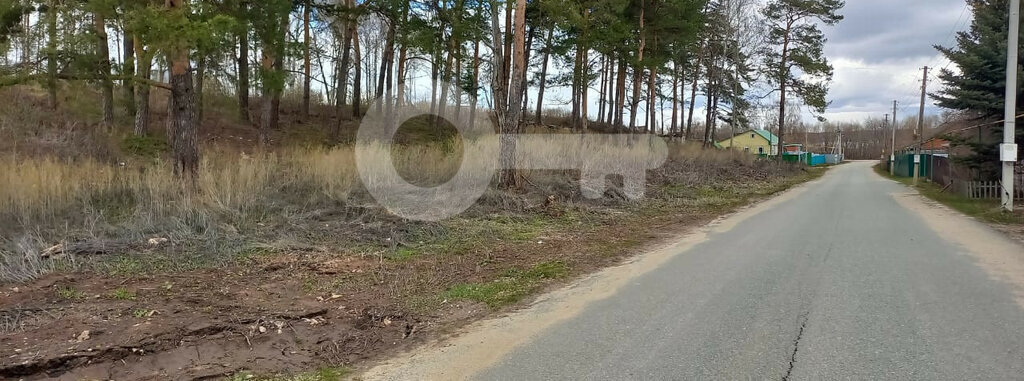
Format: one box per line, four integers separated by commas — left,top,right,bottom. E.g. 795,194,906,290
761,0,843,157
165,0,199,178
251,0,290,146
135,0,234,178
88,0,115,127
934,0,1024,178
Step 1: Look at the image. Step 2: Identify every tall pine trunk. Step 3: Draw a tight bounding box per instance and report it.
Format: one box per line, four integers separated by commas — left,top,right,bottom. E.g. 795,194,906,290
520,23,535,121
437,39,456,124
166,0,198,179
454,47,463,124
499,0,527,189
614,56,627,129
375,20,396,113
671,62,679,137
703,61,718,147
777,24,792,160
94,11,114,127
598,55,607,125
123,33,136,116
648,66,658,134
260,47,273,146
336,7,354,121
571,43,582,130
352,26,362,119
629,1,645,133
489,0,509,187
686,57,702,140
134,42,153,136
384,37,395,124
270,14,286,131
237,8,251,123
395,44,407,108
644,71,650,130
501,1,513,94
429,52,439,117
195,55,207,123
534,26,552,124
469,39,480,124
395,3,410,109
45,0,57,110
602,51,610,122
302,0,312,119
169,59,198,178
260,12,287,145
579,46,589,132
271,57,282,130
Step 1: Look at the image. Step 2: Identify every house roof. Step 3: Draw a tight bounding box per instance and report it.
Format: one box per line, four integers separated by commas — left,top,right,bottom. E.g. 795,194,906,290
718,129,779,145
923,138,950,150
753,130,780,145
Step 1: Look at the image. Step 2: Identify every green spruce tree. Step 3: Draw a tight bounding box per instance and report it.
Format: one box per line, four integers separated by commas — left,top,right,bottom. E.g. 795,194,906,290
934,0,1024,178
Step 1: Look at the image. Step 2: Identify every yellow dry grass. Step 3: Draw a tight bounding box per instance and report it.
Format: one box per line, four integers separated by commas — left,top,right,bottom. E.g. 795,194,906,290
0,140,745,226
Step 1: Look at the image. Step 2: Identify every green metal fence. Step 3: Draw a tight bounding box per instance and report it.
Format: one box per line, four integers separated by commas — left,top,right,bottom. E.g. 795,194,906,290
890,153,933,178
758,153,830,166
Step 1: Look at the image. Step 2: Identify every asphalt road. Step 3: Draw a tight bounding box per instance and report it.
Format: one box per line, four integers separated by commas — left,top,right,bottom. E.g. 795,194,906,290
477,162,1024,380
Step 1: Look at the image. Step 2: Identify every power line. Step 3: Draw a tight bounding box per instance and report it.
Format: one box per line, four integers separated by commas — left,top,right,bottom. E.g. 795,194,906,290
928,3,972,71
881,4,970,134
894,113,1024,152
941,114,1024,136
909,3,971,111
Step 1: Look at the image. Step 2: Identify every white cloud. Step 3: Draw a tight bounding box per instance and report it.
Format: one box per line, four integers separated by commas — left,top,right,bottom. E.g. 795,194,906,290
820,0,968,123
823,55,949,123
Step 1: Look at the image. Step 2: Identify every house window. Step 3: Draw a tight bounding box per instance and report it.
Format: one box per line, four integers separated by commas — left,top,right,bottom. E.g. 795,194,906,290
751,133,756,139
744,147,750,153
758,147,764,154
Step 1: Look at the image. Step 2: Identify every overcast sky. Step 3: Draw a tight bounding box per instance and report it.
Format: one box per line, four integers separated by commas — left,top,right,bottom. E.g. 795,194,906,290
821,0,970,122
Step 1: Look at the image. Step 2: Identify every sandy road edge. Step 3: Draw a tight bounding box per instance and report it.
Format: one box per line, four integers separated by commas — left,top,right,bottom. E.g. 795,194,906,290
355,169,833,381
882,176,1024,307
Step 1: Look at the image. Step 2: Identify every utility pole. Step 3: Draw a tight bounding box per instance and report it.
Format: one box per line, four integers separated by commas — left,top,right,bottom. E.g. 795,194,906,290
838,129,844,159
884,113,890,158
891,100,898,175
914,66,928,186
1002,0,1019,212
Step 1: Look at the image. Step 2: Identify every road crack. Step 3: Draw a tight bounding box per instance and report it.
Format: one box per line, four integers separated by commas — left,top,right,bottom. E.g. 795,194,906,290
782,312,809,381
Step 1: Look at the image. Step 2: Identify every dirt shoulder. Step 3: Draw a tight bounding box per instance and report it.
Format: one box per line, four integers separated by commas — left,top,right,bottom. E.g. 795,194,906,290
892,191,1024,307
1,167,826,381
872,163,1024,246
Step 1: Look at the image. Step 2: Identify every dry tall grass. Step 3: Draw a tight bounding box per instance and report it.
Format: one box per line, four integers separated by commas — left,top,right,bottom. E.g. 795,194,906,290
0,139,764,283
0,147,361,281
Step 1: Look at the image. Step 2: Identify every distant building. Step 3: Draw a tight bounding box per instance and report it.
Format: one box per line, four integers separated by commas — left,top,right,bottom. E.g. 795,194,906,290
715,129,780,155
897,134,952,157
783,144,804,154
922,137,951,156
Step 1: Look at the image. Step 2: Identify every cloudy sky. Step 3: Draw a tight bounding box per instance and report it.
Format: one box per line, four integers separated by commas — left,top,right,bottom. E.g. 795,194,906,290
821,0,971,122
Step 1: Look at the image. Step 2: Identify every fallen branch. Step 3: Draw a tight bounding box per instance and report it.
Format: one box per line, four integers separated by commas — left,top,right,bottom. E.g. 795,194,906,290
39,240,131,260
0,74,172,91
